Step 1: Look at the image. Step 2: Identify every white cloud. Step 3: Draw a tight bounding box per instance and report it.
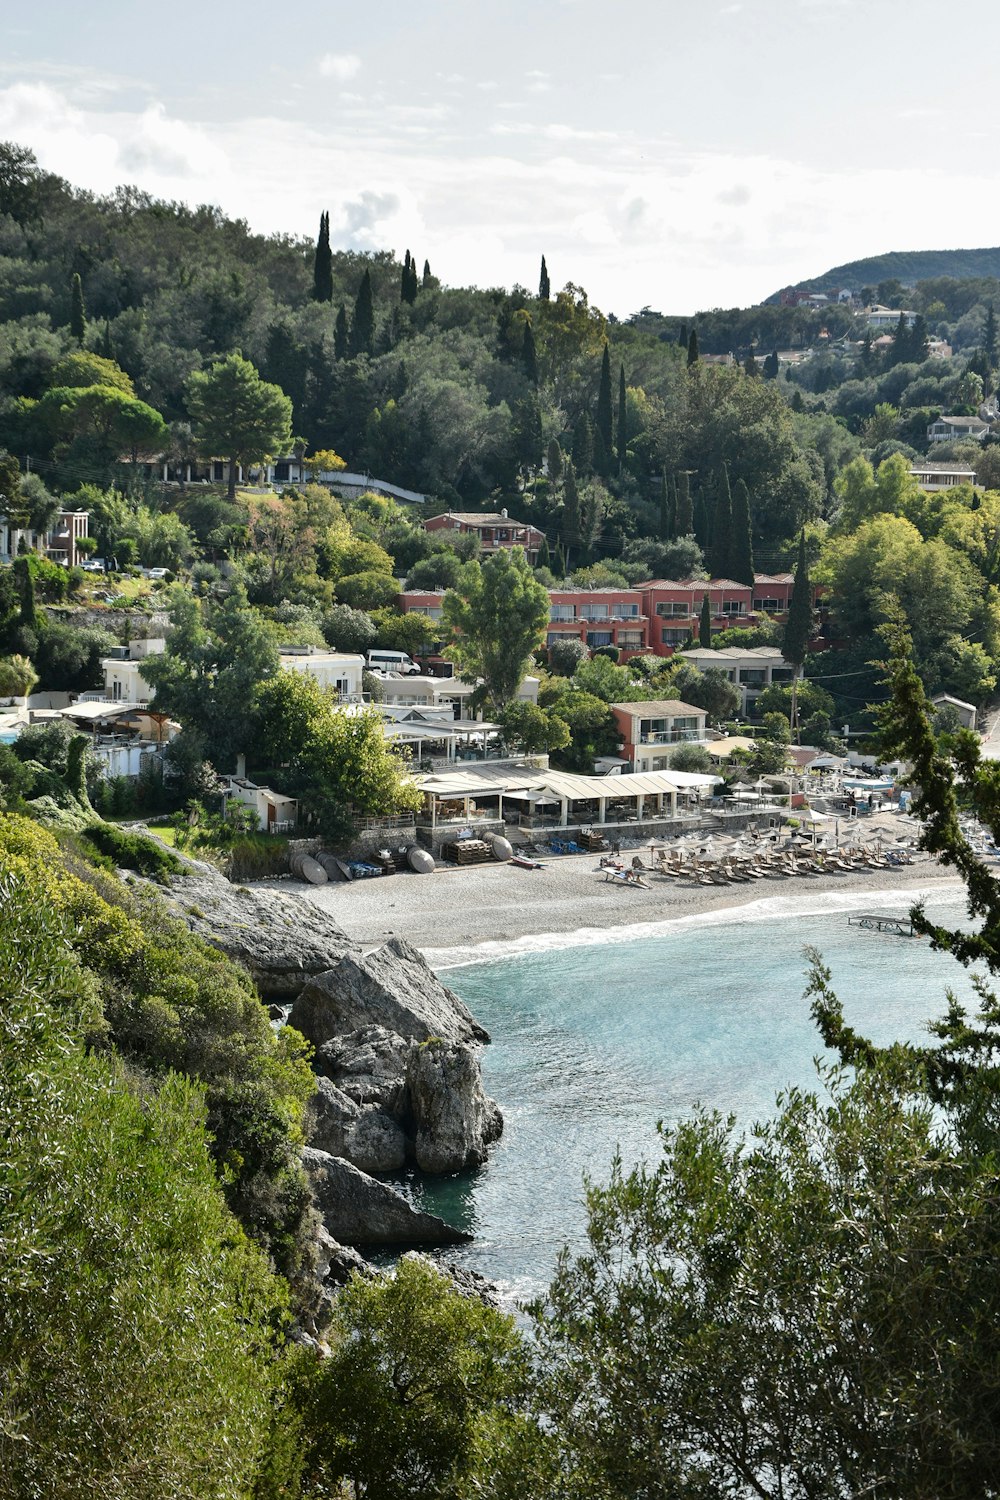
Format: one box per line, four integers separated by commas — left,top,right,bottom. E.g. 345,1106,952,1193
318,52,361,82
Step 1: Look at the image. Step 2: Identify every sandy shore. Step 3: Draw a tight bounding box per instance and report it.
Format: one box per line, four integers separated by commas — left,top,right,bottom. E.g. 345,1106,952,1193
257,833,961,958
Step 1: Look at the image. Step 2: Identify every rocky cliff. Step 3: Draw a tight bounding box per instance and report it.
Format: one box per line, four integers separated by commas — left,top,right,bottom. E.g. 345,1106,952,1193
151,861,501,1251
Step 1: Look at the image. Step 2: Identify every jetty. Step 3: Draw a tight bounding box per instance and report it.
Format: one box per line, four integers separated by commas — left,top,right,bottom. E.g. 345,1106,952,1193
848,913,918,937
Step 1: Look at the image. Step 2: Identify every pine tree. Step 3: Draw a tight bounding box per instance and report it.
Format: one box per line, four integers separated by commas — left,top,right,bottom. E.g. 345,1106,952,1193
616,362,627,471
522,318,538,386
312,212,333,303
333,304,349,361
595,343,613,469
547,437,563,482
783,530,812,669
729,478,755,586
539,255,550,301
70,272,86,345
675,471,693,535
699,593,713,649
711,466,733,577
349,270,375,358
687,329,699,367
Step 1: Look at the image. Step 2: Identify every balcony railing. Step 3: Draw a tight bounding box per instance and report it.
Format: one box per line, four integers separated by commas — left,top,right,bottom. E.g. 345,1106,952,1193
638,729,701,744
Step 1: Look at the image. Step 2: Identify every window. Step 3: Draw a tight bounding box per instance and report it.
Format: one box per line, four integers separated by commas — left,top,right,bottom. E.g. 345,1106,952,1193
661,627,689,646
550,605,575,620
617,630,644,648
753,597,781,613
580,604,610,620
720,601,747,616
611,603,639,618
739,669,767,686
586,630,613,648
656,602,693,618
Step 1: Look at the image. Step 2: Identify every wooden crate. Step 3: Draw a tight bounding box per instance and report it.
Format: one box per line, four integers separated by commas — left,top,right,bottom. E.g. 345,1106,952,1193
443,839,494,866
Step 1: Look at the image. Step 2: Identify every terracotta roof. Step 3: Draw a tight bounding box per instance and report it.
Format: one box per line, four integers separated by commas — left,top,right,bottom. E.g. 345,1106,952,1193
428,512,544,530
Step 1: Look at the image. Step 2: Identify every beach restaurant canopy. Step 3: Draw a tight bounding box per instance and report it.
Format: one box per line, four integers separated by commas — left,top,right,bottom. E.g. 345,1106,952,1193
414,765,721,829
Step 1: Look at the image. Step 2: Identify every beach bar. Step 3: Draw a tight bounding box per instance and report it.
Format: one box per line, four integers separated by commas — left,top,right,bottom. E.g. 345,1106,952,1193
414,765,720,842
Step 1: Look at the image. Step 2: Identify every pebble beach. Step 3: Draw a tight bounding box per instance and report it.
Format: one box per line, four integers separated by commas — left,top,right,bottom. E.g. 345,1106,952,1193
265,815,961,956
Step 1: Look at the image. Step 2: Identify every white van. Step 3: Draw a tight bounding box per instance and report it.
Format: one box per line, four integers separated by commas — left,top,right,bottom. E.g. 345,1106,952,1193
366,648,422,676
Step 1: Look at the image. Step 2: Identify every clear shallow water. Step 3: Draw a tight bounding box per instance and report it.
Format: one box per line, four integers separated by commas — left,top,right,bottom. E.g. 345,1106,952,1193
411,884,980,1303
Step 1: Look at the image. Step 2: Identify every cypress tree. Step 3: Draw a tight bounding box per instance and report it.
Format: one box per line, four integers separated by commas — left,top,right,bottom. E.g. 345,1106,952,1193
687,329,699,367
100,319,114,360
762,349,779,380
711,466,733,577
561,462,582,566
401,250,415,304
743,347,760,378
536,534,551,572
729,478,755,586
675,471,693,535
333,304,349,361
70,272,86,344
312,212,333,303
616,361,627,470
783,530,813,669
658,472,670,541
422,259,432,287
595,342,613,468
909,313,930,364
349,270,375,357
592,428,609,479
522,318,539,386
987,303,998,373
572,412,594,476
547,437,563,482
699,593,713,649
539,255,550,300
692,489,709,551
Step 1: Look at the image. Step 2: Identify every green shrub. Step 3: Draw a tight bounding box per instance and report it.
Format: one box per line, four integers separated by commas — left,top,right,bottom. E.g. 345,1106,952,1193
81,821,183,882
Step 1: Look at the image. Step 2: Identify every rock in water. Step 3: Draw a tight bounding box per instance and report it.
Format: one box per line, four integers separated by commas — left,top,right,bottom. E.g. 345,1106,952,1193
407,1039,504,1173
314,1025,414,1113
289,936,490,1049
303,1147,471,1246
308,1075,407,1174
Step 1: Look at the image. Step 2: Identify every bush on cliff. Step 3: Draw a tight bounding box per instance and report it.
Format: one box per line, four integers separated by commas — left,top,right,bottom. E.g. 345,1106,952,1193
0,850,289,1499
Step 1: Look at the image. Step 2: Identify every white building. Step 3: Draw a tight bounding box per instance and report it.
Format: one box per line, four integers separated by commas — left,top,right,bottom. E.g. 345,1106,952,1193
278,646,365,699
909,465,978,491
0,509,90,568
221,776,298,833
927,415,991,444
864,305,916,329
676,646,796,714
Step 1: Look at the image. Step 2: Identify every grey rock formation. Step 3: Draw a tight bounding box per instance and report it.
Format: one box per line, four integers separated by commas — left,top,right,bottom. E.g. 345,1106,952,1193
308,1075,407,1175
407,1039,504,1173
314,1025,415,1111
157,869,351,997
289,936,489,1049
303,1147,472,1246
315,1224,372,1287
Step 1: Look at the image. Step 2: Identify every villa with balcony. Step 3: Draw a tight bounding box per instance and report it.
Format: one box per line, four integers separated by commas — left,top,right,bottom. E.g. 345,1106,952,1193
546,589,649,656
611,698,708,772
676,646,796,713
424,510,545,564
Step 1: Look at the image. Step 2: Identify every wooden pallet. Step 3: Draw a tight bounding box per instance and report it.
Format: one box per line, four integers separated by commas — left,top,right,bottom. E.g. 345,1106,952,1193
443,839,494,866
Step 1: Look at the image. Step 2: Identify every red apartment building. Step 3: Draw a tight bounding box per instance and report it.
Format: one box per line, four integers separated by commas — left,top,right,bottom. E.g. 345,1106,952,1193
399,573,804,663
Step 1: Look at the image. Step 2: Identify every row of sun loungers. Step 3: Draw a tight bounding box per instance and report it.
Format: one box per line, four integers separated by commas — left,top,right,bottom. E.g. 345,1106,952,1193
644,842,923,886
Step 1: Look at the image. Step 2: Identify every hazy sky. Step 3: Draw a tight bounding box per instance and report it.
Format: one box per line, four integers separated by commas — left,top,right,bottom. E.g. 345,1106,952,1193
1,0,995,316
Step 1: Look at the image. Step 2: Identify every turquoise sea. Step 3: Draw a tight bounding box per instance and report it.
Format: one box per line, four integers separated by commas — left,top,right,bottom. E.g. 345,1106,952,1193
408,882,979,1303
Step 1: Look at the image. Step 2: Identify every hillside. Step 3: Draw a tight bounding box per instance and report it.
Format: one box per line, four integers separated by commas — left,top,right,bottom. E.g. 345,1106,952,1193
776,246,1000,298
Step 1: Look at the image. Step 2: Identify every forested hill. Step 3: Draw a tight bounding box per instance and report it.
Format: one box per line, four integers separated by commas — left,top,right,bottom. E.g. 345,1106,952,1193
777,246,1000,298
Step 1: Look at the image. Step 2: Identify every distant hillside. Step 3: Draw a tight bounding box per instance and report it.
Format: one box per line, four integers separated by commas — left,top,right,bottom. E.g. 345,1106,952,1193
774,247,1000,299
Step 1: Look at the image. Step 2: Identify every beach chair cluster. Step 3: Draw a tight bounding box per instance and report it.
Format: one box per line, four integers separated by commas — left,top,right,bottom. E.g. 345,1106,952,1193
645,836,922,886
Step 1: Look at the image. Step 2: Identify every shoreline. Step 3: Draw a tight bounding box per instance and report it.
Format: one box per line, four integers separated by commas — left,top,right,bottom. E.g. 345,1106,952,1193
259,848,962,960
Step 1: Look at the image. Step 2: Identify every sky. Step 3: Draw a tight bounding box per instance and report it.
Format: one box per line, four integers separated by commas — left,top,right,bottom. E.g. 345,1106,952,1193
1,0,997,317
